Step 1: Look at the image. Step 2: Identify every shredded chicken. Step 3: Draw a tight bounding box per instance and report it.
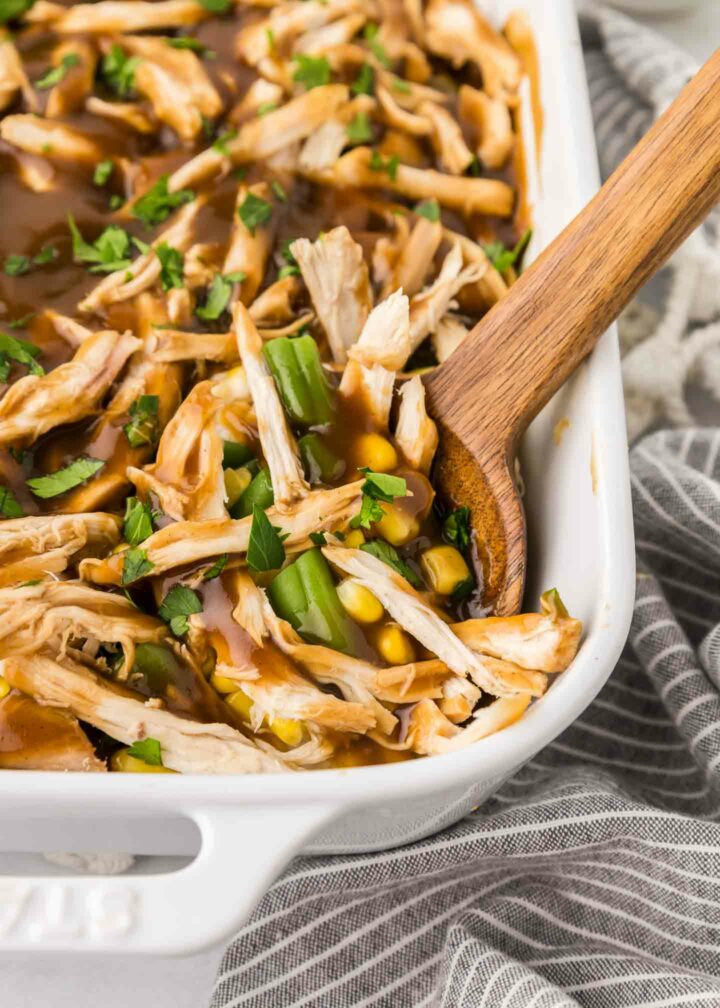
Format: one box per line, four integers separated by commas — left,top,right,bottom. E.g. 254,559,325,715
80,481,363,586
0,691,106,771
0,35,36,113
0,329,139,448
419,101,474,175
409,243,483,354
291,227,372,365
85,96,155,133
381,216,442,299
48,1,212,34
406,695,531,755
0,513,120,587
0,653,289,774
45,40,97,119
431,314,470,363
395,375,438,473
459,84,515,171
233,303,308,510
224,183,274,304
0,115,102,163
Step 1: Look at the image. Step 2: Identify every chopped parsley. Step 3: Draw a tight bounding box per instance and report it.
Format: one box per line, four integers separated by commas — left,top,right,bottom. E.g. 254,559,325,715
196,0,231,11
309,531,327,546
109,194,124,211
159,584,202,636
126,737,163,766
93,159,114,187
271,179,287,202
442,506,472,551
247,504,287,572
121,547,153,585
67,215,132,273
257,100,277,116
0,485,23,518
363,23,390,68
292,54,331,91
350,62,374,96
0,0,35,24
27,457,105,499
238,192,273,235
451,575,475,603
101,44,139,98
203,554,229,581
32,245,57,265
4,245,56,276
212,128,237,156
167,36,209,54
346,111,373,145
483,229,532,274
123,394,160,449
360,539,423,589
123,496,156,546
0,330,43,378
277,238,300,279
155,243,184,291
414,198,440,222
36,52,79,90
196,271,245,321
369,150,399,181
132,175,195,227
350,468,407,530
391,77,411,94
8,313,34,330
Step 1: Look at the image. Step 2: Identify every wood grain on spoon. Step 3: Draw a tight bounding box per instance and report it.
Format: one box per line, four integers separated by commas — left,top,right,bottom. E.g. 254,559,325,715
425,49,720,617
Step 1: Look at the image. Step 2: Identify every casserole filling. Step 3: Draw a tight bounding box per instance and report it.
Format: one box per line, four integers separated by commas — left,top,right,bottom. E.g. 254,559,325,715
0,0,581,773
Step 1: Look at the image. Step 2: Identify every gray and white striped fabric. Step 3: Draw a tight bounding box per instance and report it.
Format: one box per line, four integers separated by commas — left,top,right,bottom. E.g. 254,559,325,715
211,13,720,1008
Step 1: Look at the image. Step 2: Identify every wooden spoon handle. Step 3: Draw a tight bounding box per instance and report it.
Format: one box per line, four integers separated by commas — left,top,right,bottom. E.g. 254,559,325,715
427,48,720,451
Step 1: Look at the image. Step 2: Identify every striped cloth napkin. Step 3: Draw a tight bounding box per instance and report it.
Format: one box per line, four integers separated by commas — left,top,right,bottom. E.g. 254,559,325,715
210,11,720,1007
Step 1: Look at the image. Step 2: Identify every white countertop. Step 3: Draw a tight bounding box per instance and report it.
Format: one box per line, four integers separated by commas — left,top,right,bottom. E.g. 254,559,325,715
4,7,718,1008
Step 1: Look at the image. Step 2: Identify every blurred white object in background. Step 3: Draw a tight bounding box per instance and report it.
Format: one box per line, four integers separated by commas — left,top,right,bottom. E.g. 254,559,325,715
604,0,708,13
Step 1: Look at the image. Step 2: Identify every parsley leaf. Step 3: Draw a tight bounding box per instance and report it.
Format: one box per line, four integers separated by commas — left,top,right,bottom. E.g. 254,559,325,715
0,0,35,24
271,179,287,202
123,394,160,449
391,77,411,94
309,531,327,546
414,198,440,222
109,194,124,211
212,128,237,156
126,737,163,766
442,506,472,551
167,36,207,53
363,22,390,68
8,313,34,329
121,547,153,585
159,584,202,636
123,496,156,546
27,457,105,499
155,243,184,291
33,245,57,265
257,100,277,116
369,150,399,181
196,271,244,321
0,331,43,376
0,484,23,518
101,44,139,97
350,62,374,96
451,574,476,603
350,468,407,530
238,192,272,235
36,52,79,89
483,228,532,274
93,159,114,186
247,504,286,572
277,238,300,279
346,111,373,145
132,175,195,227
292,54,331,90
67,215,132,273
360,540,423,589
203,554,229,580
4,254,30,276
196,0,231,11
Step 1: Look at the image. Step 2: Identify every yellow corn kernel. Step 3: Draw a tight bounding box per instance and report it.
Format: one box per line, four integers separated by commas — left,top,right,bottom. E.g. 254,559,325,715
227,689,253,721
110,749,175,773
420,545,471,595
353,433,398,473
376,624,416,665
375,505,420,546
224,467,252,508
270,718,305,747
343,529,365,549
337,578,384,623
211,673,239,695
0,676,10,700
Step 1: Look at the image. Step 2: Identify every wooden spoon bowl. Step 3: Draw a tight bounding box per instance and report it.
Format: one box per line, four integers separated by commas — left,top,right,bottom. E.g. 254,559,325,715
425,49,720,616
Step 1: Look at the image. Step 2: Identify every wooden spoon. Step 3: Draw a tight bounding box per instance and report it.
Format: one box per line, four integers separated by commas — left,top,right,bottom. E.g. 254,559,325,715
424,49,720,617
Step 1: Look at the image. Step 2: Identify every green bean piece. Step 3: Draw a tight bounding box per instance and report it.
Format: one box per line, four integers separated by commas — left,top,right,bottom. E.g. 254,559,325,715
299,433,345,484
268,548,363,654
232,466,274,518
131,643,186,694
263,334,334,427
222,440,254,469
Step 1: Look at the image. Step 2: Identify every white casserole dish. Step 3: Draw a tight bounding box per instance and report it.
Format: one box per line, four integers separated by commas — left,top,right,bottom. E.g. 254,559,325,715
0,0,634,955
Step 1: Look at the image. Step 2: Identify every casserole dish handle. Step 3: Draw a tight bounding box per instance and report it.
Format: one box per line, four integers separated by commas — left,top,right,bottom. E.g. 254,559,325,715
0,802,339,954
